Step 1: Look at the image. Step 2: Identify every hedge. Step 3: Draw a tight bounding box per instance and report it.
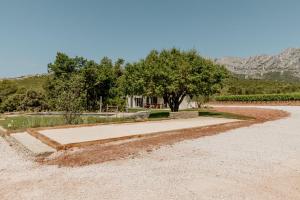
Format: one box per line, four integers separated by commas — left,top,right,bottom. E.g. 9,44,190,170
149,111,170,118
215,93,300,102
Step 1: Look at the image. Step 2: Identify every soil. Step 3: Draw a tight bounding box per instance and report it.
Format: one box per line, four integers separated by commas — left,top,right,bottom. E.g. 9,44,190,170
40,107,289,167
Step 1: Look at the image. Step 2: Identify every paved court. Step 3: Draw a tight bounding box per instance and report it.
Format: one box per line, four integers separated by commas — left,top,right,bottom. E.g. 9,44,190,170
40,117,239,145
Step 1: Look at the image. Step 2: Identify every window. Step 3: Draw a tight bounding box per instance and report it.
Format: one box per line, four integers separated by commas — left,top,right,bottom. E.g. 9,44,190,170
134,97,143,107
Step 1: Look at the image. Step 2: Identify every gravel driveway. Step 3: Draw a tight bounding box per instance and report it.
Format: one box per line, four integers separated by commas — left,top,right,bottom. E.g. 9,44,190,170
1,106,300,200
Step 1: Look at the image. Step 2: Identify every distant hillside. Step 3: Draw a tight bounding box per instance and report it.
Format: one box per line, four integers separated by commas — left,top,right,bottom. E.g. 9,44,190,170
0,74,49,91
216,48,300,81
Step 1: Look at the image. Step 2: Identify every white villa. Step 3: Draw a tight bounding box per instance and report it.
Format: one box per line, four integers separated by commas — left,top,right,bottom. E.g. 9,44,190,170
127,96,198,110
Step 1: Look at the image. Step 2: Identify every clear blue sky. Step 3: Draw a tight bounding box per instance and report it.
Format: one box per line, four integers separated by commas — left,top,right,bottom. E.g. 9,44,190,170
1,0,300,78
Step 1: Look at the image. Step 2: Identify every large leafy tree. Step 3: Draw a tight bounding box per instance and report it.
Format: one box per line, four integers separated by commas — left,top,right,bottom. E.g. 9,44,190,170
123,48,228,112
47,52,87,78
45,52,125,112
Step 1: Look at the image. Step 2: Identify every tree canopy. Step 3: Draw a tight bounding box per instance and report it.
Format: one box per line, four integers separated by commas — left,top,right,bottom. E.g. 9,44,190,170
45,52,126,116
0,49,229,115
123,48,228,111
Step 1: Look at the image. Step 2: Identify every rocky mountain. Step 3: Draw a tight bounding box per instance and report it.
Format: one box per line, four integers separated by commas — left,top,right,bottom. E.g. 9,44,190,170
215,48,300,81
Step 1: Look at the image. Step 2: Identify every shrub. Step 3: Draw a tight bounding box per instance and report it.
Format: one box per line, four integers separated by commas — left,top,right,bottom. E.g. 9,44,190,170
149,111,170,118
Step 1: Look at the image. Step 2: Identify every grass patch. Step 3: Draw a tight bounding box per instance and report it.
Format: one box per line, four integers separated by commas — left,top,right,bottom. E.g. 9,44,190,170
198,110,253,120
0,115,135,132
0,116,66,131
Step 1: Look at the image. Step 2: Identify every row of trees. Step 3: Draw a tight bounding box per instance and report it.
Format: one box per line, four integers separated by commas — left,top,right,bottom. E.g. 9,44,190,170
0,48,228,117
45,53,124,110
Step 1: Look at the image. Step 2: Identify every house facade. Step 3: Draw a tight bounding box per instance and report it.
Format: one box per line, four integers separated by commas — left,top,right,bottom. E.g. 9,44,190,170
127,96,198,110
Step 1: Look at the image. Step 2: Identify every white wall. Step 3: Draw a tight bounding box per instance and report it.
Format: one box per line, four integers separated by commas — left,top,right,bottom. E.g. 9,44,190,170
127,95,197,110
179,96,198,110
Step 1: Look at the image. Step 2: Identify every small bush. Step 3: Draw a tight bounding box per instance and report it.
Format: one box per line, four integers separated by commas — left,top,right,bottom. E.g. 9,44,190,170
149,111,170,118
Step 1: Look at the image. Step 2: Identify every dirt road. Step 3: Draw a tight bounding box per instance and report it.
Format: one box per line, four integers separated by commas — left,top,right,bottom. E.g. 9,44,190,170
1,106,299,200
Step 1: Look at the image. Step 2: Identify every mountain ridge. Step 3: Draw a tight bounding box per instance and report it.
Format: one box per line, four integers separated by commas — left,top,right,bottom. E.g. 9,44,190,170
216,48,300,80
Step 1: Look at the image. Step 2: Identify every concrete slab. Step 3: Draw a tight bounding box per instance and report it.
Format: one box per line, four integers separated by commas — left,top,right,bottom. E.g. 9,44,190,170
11,132,56,155
40,117,239,145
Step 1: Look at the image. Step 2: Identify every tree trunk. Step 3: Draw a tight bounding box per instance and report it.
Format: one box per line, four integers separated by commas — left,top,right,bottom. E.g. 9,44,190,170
168,97,180,112
167,93,186,112
173,102,180,112
163,95,168,108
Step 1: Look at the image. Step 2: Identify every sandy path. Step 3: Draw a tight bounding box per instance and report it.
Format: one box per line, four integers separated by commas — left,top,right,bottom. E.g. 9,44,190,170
1,106,300,200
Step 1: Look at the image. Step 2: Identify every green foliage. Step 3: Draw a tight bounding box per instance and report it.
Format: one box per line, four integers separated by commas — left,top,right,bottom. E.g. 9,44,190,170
0,93,24,112
19,90,48,111
215,93,300,101
123,48,228,112
0,80,18,102
0,75,49,112
45,53,126,113
48,52,87,77
148,111,170,118
6,50,300,114
223,76,300,95
52,74,86,124
0,89,47,112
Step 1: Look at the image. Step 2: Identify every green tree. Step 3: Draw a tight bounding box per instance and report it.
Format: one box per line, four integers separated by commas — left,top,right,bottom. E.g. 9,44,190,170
123,48,228,112
46,52,126,112
55,74,86,124
48,52,87,78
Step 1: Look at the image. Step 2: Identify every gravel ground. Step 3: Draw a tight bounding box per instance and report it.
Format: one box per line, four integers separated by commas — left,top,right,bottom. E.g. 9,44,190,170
1,106,300,200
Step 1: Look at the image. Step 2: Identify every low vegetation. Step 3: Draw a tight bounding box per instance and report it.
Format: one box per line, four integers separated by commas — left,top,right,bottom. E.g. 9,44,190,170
0,110,168,131
0,115,133,131
148,111,170,118
222,76,300,95
198,110,253,120
215,93,300,102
